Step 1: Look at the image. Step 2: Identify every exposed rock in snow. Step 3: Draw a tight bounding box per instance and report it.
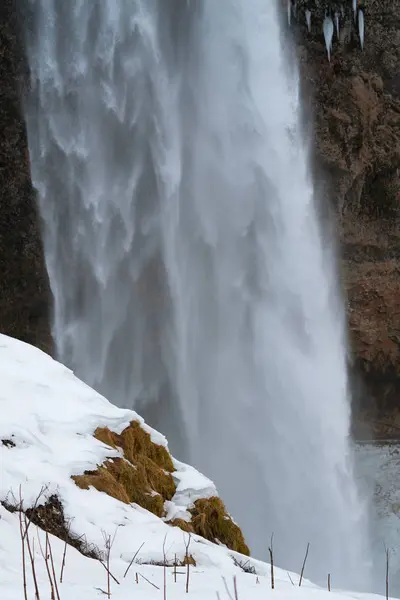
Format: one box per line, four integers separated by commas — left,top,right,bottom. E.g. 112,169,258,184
0,335,392,599
0,334,248,559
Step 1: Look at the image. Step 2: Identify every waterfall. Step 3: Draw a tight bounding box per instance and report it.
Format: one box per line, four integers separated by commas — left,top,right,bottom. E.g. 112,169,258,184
23,0,371,587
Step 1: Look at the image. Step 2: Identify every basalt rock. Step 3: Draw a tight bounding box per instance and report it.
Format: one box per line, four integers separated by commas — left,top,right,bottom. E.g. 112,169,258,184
285,0,400,436
2,0,399,436
0,1,52,354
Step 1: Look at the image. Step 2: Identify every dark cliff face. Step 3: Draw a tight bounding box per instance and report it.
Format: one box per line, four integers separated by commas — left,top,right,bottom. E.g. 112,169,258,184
285,0,400,436
1,0,399,434
0,1,51,354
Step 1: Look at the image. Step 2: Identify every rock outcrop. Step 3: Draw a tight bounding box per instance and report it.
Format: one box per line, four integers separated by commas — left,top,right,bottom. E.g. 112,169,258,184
0,1,52,354
73,421,250,556
285,0,400,436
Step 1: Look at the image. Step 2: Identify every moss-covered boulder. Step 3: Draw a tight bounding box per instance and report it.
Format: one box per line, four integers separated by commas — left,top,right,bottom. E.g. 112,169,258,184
72,421,250,555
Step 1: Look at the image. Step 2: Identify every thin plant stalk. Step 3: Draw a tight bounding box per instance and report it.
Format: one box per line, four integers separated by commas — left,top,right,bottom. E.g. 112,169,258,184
269,533,275,590
299,542,310,587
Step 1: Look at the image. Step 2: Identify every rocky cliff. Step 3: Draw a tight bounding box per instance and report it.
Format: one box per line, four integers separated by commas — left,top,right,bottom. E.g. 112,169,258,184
286,0,400,437
1,1,399,436
0,1,51,354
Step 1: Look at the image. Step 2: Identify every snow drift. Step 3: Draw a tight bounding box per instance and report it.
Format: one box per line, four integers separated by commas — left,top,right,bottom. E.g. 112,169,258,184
0,335,389,599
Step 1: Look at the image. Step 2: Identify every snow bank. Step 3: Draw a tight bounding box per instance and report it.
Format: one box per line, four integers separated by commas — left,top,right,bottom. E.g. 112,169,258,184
0,335,221,558
0,335,392,599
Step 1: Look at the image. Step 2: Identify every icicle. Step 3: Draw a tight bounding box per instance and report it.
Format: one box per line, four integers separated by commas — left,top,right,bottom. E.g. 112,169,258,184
287,0,291,26
358,8,364,50
305,9,312,32
335,11,340,38
352,0,357,22
323,15,334,62
341,4,345,18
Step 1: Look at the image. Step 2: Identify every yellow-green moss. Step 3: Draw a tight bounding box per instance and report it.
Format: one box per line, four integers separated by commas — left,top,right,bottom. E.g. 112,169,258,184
73,461,130,504
73,423,249,556
168,518,195,534
190,497,250,556
73,421,176,518
168,498,249,555
95,421,174,472
181,554,196,566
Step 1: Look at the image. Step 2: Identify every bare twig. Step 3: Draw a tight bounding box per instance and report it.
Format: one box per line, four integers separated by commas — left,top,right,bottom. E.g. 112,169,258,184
99,559,120,585
174,554,177,584
386,547,390,600
123,542,145,578
163,534,168,600
105,535,111,599
222,577,234,600
24,514,41,600
18,492,28,600
47,533,61,600
138,572,160,590
287,572,295,586
136,572,139,584
102,529,119,598
299,542,310,587
233,576,239,600
328,573,331,592
60,538,68,584
269,533,275,590
37,529,55,600
19,484,48,540
184,533,192,594
59,520,72,584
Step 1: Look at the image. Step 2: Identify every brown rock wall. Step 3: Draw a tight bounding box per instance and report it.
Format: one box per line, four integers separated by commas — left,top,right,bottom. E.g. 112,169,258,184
285,0,400,435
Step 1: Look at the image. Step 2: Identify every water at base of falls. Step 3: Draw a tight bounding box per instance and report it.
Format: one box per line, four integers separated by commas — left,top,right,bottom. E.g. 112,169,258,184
23,0,372,588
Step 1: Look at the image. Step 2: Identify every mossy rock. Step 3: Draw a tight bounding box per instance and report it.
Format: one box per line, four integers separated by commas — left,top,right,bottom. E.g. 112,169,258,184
168,518,195,534
95,421,174,473
169,498,250,556
190,497,250,555
73,421,176,518
73,422,250,555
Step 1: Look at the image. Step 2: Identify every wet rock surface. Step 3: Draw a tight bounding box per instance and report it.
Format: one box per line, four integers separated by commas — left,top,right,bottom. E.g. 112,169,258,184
0,1,52,354
284,0,400,435
1,1,399,435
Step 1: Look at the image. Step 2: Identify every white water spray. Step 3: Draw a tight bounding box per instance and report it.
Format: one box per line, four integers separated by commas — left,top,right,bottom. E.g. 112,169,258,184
23,0,371,587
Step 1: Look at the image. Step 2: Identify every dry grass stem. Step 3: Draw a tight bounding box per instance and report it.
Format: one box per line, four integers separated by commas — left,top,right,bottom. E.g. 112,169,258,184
138,572,160,590
269,533,275,590
37,529,55,599
24,515,41,600
386,547,390,600
185,533,192,593
123,541,145,578
299,542,310,587
163,534,167,600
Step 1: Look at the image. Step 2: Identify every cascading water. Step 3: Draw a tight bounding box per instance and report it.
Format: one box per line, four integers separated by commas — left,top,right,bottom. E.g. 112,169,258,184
23,0,371,588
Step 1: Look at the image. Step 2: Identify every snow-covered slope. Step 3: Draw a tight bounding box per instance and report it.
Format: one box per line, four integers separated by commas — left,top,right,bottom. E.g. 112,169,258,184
0,335,390,599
